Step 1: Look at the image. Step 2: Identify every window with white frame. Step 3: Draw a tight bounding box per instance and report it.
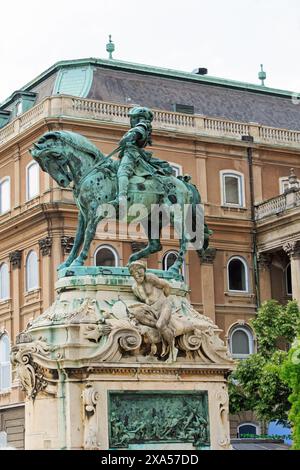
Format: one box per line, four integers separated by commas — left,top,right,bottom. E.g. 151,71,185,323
227,256,249,292
0,263,9,300
0,178,10,214
229,325,254,359
26,162,39,201
279,176,300,194
162,250,179,271
94,245,119,267
0,334,11,391
170,163,182,177
26,251,39,291
221,171,245,207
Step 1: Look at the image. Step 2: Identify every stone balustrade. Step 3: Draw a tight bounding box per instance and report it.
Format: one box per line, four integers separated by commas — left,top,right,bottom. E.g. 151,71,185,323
1,95,300,149
255,189,300,220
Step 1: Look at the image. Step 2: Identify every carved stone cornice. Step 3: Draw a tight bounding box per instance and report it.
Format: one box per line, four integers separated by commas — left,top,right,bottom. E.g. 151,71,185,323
257,252,272,270
61,236,74,254
283,240,300,259
9,250,22,269
198,248,217,264
38,237,52,256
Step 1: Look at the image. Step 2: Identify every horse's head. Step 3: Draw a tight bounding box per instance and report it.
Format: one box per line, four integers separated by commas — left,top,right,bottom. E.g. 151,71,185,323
30,130,104,188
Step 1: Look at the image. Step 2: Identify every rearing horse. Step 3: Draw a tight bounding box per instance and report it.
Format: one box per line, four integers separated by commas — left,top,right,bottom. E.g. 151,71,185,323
31,131,208,277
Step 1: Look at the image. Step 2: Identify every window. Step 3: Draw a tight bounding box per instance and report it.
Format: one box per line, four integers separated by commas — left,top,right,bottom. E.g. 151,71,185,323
94,245,119,267
162,251,179,271
0,178,10,214
285,263,292,296
26,251,39,291
170,163,182,177
238,423,259,438
221,171,245,207
229,325,254,359
228,257,248,292
0,263,9,300
26,162,39,201
0,334,11,391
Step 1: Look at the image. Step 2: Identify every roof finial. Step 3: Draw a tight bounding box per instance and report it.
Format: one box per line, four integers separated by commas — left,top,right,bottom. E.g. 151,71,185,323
106,35,115,60
258,64,266,86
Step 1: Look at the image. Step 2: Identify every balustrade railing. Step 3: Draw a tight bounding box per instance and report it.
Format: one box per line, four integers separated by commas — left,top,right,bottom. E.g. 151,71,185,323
1,95,300,149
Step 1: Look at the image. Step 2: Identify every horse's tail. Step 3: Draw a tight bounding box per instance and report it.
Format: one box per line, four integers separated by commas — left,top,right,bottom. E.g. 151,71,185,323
178,176,212,252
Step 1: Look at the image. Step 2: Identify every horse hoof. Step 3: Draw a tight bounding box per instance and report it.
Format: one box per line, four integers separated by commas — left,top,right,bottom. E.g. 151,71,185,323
57,263,69,271
70,259,84,268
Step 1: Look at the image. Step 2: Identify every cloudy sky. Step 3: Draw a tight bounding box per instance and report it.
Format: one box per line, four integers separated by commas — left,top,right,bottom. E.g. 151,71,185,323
1,0,300,102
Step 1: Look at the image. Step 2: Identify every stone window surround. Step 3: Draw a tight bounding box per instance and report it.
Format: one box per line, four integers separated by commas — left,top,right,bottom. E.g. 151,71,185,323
227,256,249,294
26,161,40,202
227,323,255,359
0,177,11,215
220,170,245,208
93,244,120,267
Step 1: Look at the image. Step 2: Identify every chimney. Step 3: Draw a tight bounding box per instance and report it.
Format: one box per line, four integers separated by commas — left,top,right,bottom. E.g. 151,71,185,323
192,68,208,75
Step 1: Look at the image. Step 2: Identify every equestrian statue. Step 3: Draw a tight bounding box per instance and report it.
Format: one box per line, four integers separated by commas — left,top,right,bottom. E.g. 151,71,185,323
30,106,210,278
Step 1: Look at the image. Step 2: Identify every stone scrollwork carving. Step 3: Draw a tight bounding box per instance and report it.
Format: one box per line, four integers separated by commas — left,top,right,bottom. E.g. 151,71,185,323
82,383,99,415
38,237,52,256
82,383,100,450
9,250,22,269
216,386,231,450
11,336,53,399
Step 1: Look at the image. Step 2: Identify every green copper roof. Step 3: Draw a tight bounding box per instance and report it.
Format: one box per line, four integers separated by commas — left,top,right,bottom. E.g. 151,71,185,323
1,57,298,108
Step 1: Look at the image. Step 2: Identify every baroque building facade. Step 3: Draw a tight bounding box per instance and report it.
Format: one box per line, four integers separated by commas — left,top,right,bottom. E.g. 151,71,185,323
0,57,300,447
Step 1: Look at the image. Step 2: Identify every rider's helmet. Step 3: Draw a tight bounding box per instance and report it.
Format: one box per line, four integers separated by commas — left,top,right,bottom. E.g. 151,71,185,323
128,106,154,122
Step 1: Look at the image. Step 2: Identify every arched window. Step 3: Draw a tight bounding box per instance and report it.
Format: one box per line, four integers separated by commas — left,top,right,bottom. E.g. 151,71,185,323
0,178,10,214
285,263,292,296
162,250,179,271
229,325,254,359
0,334,11,391
94,245,119,267
228,257,248,292
26,162,39,201
26,251,39,291
220,171,245,207
0,263,9,300
238,423,259,438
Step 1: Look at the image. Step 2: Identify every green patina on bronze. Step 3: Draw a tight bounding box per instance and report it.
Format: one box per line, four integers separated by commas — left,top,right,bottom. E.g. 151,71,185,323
30,107,210,279
108,391,210,449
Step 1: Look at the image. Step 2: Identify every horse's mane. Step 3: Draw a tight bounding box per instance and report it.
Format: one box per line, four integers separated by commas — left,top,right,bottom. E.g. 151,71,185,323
42,131,105,163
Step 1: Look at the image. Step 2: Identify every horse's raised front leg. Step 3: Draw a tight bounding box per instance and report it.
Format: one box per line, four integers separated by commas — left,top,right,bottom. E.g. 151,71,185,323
57,212,85,271
70,212,98,267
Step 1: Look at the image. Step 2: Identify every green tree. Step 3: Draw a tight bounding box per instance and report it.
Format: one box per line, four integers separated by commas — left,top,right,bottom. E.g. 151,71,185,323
229,300,300,427
281,338,300,449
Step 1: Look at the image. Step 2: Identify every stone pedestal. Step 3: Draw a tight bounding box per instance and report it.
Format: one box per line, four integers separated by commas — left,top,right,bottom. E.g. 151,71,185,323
12,268,234,450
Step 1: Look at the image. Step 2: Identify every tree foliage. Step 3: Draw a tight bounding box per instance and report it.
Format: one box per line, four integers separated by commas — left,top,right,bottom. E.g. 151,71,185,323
281,339,300,449
229,300,300,426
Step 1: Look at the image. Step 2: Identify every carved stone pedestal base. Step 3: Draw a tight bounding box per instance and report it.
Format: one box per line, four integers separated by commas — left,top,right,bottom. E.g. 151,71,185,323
12,269,234,450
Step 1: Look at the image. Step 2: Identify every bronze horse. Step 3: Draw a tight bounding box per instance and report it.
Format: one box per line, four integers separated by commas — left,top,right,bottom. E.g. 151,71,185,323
31,131,209,277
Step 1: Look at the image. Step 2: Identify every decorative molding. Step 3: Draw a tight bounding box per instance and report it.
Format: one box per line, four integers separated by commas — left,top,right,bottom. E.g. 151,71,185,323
9,250,22,269
198,248,217,264
283,240,300,259
61,236,74,254
38,237,52,256
82,383,99,415
257,252,272,270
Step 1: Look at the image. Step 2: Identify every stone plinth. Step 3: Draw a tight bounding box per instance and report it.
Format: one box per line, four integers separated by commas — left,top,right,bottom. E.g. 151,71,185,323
12,268,234,450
